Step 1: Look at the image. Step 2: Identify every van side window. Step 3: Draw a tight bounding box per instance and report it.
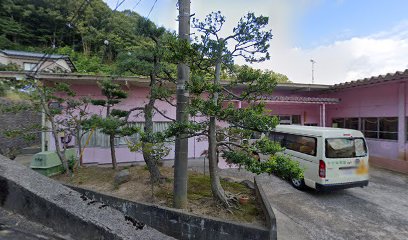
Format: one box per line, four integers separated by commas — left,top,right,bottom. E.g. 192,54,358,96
286,134,317,156
270,131,316,156
251,131,262,139
269,131,285,145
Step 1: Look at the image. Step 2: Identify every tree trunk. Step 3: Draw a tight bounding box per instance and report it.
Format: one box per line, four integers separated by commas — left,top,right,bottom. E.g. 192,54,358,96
106,103,118,169
81,34,90,56
76,129,83,166
39,84,70,176
50,118,69,176
208,60,229,206
109,134,117,169
142,143,163,182
208,116,229,206
174,0,191,209
142,74,163,183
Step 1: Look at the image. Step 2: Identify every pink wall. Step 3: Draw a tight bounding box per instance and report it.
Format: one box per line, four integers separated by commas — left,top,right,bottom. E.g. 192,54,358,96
48,79,408,165
265,103,321,125
321,81,407,160
49,83,210,165
323,83,399,119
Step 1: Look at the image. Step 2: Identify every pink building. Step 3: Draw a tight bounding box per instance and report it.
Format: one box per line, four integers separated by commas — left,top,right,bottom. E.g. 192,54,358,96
1,69,407,173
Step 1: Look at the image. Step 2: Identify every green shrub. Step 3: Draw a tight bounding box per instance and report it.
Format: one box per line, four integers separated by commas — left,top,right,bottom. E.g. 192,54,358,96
224,150,304,180
68,155,77,171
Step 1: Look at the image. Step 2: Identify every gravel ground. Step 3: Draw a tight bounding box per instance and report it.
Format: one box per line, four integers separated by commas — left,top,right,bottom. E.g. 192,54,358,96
164,157,260,182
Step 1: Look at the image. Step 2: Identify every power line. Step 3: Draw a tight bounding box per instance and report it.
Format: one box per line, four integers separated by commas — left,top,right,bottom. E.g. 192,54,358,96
114,0,127,11
147,0,158,18
115,0,120,10
132,0,143,11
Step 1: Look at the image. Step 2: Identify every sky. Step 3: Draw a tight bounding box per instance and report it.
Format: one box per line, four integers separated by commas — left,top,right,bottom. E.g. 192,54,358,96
104,0,408,85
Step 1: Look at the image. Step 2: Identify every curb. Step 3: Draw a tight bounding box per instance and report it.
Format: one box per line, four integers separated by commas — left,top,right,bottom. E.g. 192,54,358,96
254,175,277,240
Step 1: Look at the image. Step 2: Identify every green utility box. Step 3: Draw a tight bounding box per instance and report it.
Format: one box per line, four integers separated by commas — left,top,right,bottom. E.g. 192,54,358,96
30,149,76,176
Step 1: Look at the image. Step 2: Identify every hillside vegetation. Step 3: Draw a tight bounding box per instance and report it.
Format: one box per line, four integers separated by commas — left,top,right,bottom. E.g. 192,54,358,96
0,0,291,82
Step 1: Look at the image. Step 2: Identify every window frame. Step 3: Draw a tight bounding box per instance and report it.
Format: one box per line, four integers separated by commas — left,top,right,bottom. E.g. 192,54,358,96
81,121,173,148
325,137,368,159
362,117,398,141
269,131,317,156
332,118,345,128
23,62,38,71
333,117,398,141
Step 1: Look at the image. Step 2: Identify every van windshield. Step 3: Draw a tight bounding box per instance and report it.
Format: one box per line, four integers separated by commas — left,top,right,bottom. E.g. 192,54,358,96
325,138,367,158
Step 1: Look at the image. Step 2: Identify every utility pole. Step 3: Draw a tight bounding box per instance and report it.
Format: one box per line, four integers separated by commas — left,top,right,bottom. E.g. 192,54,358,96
310,59,316,84
173,0,190,209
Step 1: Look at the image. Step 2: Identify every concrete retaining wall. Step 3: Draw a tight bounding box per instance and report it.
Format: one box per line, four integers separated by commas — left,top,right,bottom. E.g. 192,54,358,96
70,186,271,240
0,155,174,240
0,98,41,158
254,176,277,240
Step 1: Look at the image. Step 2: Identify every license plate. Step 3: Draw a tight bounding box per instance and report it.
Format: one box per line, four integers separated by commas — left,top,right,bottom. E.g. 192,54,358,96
342,169,356,175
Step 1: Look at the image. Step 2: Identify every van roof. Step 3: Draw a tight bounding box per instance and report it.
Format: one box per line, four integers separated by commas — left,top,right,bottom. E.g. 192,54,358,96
274,125,364,138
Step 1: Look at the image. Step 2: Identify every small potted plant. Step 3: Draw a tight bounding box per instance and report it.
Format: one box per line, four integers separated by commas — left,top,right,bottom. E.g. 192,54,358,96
239,195,249,205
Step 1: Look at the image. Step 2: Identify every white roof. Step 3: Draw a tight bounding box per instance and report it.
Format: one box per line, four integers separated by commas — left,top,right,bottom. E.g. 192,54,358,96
274,125,364,138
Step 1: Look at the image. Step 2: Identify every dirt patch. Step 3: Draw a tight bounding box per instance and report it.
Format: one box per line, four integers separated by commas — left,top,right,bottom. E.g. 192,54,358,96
53,166,265,226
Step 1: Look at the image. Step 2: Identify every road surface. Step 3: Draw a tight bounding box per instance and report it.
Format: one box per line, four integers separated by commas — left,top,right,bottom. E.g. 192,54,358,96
257,167,408,240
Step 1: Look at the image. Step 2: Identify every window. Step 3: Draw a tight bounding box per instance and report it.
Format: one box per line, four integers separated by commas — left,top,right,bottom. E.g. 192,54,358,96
362,117,398,140
269,131,285,145
269,131,317,156
379,117,398,140
278,115,291,125
332,118,358,129
362,118,378,138
23,62,37,71
81,122,172,147
117,121,172,145
403,117,408,141
277,115,301,125
345,118,359,130
332,118,345,128
291,115,301,125
325,138,367,158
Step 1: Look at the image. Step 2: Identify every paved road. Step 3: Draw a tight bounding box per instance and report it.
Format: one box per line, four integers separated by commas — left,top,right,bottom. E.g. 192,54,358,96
0,208,71,240
257,167,408,240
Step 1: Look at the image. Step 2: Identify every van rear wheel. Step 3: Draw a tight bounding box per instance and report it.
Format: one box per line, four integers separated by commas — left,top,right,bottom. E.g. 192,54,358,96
291,178,305,190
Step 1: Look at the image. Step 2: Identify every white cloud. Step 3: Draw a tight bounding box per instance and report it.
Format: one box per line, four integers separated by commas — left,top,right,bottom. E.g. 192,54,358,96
189,1,408,85
251,21,408,84
105,0,408,85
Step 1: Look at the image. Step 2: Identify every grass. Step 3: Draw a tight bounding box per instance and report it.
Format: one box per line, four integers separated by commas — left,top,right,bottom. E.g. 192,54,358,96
3,91,31,101
53,166,264,225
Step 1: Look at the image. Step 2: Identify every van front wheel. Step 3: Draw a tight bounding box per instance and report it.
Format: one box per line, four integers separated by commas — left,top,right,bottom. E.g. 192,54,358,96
291,178,305,190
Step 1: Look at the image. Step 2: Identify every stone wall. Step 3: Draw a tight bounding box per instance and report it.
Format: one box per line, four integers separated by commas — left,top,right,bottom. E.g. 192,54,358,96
71,185,272,240
0,155,174,240
0,98,41,158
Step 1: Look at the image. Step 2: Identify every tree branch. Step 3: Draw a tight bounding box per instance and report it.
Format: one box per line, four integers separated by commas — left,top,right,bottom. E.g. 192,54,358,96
217,141,245,149
222,87,242,100
153,106,175,121
125,107,145,121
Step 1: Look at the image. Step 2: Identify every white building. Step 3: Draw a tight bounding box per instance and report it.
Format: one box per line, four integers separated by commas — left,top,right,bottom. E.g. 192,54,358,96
0,49,76,73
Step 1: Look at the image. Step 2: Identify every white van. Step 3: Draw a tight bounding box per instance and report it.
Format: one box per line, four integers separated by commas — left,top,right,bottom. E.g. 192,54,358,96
267,125,369,191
